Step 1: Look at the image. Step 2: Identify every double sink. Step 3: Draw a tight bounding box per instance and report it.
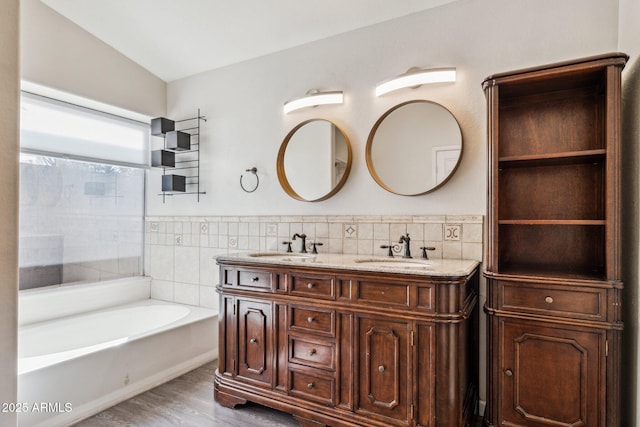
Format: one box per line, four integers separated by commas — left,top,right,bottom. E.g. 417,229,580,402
247,252,435,270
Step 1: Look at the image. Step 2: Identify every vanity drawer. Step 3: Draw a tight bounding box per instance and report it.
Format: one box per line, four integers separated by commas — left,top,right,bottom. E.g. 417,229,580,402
289,336,335,370
290,273,335,300
356,280,410,308
500,281,606,320
237,269,273,290
289,305,335,337
289,368,335,406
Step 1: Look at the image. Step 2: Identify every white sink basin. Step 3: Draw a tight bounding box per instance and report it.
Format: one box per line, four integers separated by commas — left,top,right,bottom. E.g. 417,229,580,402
354,258,435,269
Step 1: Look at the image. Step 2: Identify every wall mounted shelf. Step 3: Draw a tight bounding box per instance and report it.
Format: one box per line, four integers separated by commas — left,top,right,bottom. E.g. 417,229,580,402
150,109,206,202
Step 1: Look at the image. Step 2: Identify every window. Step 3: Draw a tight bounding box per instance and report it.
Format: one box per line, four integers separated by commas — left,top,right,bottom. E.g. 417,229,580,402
19,93,148,290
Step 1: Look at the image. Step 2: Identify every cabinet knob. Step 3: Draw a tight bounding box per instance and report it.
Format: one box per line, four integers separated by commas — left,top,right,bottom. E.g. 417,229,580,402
307,382,314,389
307,317,315,323
307,282,315,289
378,365,385,373
505,369,513,377
251,277,260,282
250,338,257,344
545,296,554,304
308,349,317,356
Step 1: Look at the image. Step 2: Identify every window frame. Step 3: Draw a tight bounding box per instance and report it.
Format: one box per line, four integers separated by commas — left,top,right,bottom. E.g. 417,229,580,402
18,91,150,290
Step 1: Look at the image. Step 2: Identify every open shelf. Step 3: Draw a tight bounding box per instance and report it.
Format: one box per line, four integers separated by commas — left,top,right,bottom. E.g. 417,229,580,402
498,149,606,168
487,56,622,281
498,220,605,225
497,223,605,280
498,161,604,221
498,87,604,159
495,264,607,282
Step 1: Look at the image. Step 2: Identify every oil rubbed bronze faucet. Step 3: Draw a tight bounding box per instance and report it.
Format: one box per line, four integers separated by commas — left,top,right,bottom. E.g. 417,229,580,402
292,233,307,253
398,233,412,258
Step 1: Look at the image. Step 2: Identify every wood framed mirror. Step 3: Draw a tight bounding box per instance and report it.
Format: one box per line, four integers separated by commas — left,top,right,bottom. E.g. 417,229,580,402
366,100,462,196
277,119,352,202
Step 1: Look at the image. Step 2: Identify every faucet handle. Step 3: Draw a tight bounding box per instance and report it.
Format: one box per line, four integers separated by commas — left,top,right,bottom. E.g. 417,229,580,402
380,244,394,257
311,242,323,254
420,246,436,260
282,241,293,253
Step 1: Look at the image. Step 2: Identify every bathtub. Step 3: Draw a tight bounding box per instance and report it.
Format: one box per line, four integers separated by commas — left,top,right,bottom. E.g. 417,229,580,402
17,277,218,427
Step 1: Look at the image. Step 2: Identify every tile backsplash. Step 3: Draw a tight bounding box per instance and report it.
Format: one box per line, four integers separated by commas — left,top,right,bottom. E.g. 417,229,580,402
144,215,483,310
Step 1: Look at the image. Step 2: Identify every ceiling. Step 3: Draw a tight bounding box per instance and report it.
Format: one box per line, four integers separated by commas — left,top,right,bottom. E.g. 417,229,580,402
41,0,459,82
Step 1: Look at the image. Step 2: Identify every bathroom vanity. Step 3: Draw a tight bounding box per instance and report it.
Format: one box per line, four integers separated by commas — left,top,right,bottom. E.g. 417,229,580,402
214,253,479,427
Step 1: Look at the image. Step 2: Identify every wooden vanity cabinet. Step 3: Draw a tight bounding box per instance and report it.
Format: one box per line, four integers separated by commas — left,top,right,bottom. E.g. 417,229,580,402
236,298,274,387
215,260,480,427
483,53,627,427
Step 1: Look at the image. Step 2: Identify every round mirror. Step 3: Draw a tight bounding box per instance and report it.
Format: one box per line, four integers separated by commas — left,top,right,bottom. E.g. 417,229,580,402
366,100,462,196
277,119,352,202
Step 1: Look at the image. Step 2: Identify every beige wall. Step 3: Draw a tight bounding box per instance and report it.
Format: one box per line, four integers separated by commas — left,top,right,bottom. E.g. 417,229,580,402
151,0,619,217
0,1,19,425
20,0,166,118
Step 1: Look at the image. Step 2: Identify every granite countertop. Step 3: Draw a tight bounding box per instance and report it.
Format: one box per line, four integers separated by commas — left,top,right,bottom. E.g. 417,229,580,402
216,252,479,278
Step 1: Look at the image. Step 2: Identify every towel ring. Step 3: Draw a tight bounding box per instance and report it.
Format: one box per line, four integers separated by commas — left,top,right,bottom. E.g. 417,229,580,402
240,167,259,193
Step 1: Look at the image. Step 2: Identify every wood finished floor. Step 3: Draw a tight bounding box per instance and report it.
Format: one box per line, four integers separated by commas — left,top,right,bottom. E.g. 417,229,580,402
74,361,298,427
75,361,484,426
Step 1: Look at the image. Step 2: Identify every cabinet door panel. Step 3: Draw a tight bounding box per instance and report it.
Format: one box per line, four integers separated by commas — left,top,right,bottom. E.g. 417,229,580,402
357,317,411,425
415,323,434,426
500,319,601,427
238,299,273,387
220,296,236,376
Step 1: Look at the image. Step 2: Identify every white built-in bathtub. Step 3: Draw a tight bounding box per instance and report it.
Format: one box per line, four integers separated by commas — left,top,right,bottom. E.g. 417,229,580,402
17,277,218,427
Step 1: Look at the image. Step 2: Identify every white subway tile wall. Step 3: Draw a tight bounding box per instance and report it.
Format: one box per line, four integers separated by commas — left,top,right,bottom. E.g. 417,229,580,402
145,215,484,310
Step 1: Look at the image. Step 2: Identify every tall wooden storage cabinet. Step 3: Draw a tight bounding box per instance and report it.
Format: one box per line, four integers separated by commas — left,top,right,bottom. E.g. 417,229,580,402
482,53,627,427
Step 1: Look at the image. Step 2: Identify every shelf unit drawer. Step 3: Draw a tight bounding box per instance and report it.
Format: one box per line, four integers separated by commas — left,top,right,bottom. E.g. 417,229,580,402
289,305,335,337
499,281,606,320
289,336,335,370
289,367,336,406
290,273,335,300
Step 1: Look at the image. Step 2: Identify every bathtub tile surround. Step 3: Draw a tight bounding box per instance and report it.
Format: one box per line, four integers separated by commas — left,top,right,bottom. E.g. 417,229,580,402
145,215,483,309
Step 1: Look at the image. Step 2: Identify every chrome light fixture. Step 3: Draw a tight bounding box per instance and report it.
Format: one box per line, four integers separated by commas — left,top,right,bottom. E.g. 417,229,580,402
375,67,456,97
283,90,344,114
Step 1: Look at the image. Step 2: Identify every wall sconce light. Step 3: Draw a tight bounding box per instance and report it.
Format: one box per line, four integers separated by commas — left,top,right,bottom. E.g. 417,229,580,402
375,67,456,97
283,90,344,114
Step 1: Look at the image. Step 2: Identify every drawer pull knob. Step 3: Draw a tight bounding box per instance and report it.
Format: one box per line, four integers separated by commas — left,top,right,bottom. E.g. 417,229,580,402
251,277,260,282
308,349,317,356
307,382,314,389
378,365,385,373
505,369,513,377
250,338,257,344
545,296,554,304
307,282,315,289
307,317,315,323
